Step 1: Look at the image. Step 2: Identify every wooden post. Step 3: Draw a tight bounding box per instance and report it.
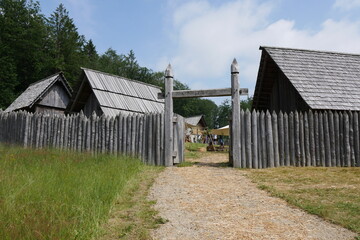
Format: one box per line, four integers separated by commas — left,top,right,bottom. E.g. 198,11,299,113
284,112,290,166
299,112,305,166
251,110,258,169
156,114,161,165
131,114,137,156
260,111,267,168
289,112,295,166
240,110,246,168
334,111,340,166
160,113,165,165
278,111,284,166
309,111,315,166
272,111,280,167
344,112,351,166
164,64,174,166
294,111,301,166
329,111,336,166
324,111,331,167
245,110,252,168
349,112,355,167
304,112,311,166
319,112,325,166
353,112,359,167
256,112,262,169
231,59,241,168
266,111,274,168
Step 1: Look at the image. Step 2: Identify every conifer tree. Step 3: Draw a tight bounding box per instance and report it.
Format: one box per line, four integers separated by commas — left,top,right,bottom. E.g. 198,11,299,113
47,3,84,85
0,0,49,108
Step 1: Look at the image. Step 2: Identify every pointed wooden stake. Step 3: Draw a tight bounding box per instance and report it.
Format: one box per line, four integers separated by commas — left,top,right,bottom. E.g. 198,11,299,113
164,64,174,166
231,58,241,167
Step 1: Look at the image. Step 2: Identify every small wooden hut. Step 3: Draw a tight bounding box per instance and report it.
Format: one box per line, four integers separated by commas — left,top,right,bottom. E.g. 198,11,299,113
5,72,72,114
68,68,164,117
252,46,360,112
185,115,207,142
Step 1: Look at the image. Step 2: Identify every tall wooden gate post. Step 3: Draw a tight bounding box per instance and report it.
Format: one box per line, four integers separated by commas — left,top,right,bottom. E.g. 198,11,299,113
231,59,241,167
164,64,174,166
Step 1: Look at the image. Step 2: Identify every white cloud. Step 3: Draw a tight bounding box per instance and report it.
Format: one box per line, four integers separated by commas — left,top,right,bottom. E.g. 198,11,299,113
333,0,360,11
160,0,360,96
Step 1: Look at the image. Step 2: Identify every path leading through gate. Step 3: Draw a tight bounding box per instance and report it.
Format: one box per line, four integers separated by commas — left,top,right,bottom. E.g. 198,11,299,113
149,153,356,240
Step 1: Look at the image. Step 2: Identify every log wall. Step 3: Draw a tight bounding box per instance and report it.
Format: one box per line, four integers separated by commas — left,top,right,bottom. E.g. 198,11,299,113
0,110,359,168
240,110,360,168
0,111,166,165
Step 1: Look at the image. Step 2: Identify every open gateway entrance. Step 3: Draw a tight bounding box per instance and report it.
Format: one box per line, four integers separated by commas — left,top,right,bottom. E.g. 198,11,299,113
159,59,248,167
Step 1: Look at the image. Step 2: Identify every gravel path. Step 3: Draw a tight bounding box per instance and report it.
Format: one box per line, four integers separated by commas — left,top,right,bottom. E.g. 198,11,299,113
149,154,357,240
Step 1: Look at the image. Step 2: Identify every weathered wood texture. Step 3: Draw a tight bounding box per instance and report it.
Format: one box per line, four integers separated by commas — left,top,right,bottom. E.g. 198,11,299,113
0,110,166,166
0,109,358,168
236,110,360,168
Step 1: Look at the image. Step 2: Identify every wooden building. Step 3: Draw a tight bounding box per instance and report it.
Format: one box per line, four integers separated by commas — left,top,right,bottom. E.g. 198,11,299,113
5,72,72,114
68,68,164,117
185,115,207,142
252,46,360,112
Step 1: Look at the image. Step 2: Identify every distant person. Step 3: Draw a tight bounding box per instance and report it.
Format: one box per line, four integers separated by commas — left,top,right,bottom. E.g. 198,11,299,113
219,136,224,146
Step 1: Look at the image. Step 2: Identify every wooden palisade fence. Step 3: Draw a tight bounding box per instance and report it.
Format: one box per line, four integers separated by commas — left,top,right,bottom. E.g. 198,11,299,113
240,109,360,168
0,110,168,165
0,109,359,168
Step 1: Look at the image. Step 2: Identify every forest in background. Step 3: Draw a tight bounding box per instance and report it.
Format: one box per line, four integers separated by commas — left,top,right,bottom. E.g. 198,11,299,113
0,0,252,129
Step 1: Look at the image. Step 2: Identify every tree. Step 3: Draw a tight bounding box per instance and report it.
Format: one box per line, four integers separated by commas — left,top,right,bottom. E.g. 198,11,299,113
216,99,231,128
241,96,253,111
0,0,50,107
81,39,98,69
47,3,84,85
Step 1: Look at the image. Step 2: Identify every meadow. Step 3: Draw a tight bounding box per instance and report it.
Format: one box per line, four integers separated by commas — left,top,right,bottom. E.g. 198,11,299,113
0,145,162,239
246,167,360,234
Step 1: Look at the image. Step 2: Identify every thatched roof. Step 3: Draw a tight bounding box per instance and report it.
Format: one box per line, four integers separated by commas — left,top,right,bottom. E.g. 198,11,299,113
5,72,72,112
253,46,360,111
69,68,164,116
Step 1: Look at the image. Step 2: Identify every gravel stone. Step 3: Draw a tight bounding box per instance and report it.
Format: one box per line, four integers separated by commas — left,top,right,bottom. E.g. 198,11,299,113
149,154,357,240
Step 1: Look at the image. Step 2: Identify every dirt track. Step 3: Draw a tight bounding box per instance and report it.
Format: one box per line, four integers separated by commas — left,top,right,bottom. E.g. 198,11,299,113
149,153,357,240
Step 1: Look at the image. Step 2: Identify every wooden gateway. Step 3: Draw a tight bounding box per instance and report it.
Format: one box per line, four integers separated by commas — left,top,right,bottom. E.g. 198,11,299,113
5,72,72,115
161,60,248,167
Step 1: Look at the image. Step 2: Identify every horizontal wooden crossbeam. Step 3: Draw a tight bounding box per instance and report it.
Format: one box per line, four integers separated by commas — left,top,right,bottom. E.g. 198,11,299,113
158,88,248,99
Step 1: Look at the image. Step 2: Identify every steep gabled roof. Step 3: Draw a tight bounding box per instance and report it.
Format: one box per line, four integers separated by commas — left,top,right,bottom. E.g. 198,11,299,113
185,115,207,128
69,68,164,116
254,46,360,111
5,72,72,112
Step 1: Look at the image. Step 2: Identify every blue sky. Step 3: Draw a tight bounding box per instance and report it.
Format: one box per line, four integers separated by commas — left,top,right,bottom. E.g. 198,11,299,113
39,0,360,104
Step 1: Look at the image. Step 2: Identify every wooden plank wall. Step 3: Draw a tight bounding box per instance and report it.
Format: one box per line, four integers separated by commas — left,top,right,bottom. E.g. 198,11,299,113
0,110,165,166
240,110,360,168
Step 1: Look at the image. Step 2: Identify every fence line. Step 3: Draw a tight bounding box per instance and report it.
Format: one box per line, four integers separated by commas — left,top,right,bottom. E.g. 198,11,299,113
0,111,165,165
240,110,360,168
1,109,360,168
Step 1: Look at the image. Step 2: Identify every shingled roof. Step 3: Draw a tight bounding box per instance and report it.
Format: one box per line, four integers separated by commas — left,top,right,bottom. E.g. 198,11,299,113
5,72,72,112
253,46,360,111
185,115,207,128
69,68,164,116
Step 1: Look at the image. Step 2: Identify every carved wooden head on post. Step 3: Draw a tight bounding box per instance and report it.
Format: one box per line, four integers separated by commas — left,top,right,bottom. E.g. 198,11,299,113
231,58,239,74
165,64,173,78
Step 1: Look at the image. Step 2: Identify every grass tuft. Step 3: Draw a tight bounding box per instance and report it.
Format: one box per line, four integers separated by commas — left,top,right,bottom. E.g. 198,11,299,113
185,142,207,152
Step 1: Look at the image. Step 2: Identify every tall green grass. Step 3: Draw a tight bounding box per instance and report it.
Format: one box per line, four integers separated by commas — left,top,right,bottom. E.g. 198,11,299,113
0,145,145,239
185,142,207,152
